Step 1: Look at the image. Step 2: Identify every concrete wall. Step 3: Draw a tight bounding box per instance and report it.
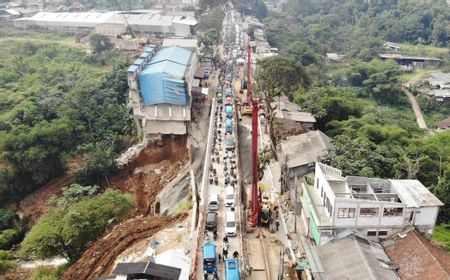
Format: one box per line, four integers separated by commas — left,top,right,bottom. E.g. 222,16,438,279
144,119,187,135
414,206,439,226
173,22,190,37
314,163,338,207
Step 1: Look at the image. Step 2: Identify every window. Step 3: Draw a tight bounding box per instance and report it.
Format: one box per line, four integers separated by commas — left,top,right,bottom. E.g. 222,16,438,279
316,178,320,189
367,231,377,236
383,207,403,217
359,208,379,217
378,230,388,236
337,208,356,218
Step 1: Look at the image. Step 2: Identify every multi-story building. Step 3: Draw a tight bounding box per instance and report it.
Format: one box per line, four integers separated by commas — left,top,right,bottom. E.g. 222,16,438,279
127,45,197,137
301,163,443,245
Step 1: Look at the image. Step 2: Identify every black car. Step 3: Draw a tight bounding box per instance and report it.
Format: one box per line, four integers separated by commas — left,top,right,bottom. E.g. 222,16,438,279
206,211,218,231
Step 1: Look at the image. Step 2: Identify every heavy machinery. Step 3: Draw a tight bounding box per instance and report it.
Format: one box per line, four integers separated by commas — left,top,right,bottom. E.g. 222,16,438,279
260,192,275,226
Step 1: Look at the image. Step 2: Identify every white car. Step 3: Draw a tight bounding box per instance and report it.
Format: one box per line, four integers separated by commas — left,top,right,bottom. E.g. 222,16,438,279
225,186,235,207
225,211,237,237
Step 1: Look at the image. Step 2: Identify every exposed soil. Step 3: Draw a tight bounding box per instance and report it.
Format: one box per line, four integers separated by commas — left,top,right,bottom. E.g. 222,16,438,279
110,135,189,216
0,269,31,280
61,214,187,280
17,174,73,228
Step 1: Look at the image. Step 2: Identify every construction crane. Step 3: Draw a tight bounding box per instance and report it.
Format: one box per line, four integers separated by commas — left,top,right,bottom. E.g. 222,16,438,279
248,42,260,228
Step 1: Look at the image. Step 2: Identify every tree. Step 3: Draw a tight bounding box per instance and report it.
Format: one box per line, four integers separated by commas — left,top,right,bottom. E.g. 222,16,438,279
20,189,133,263
48,184,99,209
89,34,114,53
256,56,310,143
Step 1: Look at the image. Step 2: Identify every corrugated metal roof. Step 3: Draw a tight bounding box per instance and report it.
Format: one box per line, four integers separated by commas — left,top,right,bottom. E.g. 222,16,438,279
280,131,332,169
112,262,181,280
318,235,399,280
390,180,443,207
138,46,193,106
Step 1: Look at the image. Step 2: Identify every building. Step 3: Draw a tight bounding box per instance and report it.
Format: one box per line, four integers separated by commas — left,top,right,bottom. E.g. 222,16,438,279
437,117,450,130
383,42,401,52
272,95,317,131
379,54,442,68
279,131,332,191
300,163,443,245
383,230,450,280
325,53,345,61
0,8,21,22
127,45,197,137
317,234,399,280
95,261,181,280
14,10,197,37
162,38,198,51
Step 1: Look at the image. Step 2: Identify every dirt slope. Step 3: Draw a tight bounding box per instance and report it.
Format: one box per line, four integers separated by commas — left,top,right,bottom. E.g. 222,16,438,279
17,174,73,227
110,135,189,216
61,214,187,280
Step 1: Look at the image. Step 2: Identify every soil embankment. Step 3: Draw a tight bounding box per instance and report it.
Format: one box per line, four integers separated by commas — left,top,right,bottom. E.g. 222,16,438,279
61,214,187,280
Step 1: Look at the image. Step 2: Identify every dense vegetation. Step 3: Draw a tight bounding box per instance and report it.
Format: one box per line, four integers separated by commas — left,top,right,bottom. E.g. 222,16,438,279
20,187,133,263
265,0,450,60
0,33,133,206
258,0,450,228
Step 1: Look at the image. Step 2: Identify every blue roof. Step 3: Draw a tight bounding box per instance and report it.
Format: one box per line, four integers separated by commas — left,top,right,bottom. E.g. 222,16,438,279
203,243,216,259
225,119,232,127
138,46,193,106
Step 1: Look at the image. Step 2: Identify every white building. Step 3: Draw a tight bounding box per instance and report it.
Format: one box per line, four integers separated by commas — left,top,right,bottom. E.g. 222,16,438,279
300,163,443,245
14,10,197,37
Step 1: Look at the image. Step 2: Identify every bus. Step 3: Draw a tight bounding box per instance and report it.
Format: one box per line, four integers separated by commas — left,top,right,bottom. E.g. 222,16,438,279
225,258,240,280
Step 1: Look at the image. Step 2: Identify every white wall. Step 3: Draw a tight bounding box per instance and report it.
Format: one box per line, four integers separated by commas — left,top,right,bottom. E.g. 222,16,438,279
414,206,439,226
173,22,190,37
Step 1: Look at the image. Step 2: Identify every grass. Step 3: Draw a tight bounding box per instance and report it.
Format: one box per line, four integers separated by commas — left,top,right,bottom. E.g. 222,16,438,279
398,43,449,59
175,193,193,213
432,224,450,253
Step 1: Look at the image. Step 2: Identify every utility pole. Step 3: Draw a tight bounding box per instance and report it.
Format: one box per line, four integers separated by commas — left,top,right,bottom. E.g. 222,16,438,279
294,175,298,234
278,245,285,280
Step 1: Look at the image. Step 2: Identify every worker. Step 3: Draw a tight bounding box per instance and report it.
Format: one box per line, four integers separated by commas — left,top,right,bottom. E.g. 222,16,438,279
275,219,280,231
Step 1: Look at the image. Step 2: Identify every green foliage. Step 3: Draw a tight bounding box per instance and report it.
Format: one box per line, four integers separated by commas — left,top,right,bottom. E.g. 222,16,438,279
0,250,17,274
0,40,132,206
233,0,268,20
20,189,134,263
48,184,99,209
89,34,114,53
433,224,450,252
31,264,70,280
0,209,23,250
265,0,450,59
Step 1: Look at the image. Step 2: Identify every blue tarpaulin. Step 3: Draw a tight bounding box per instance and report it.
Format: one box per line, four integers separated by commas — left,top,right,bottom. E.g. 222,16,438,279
138,46,193,106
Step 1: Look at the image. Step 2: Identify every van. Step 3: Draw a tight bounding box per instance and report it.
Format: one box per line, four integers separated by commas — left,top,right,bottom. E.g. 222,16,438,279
205,211,218,231
208,193,219,211
224,186,235,207
225,211,237,237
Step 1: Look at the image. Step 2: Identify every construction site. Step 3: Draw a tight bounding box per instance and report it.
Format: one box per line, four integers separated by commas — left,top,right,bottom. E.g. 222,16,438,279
4,1,449,280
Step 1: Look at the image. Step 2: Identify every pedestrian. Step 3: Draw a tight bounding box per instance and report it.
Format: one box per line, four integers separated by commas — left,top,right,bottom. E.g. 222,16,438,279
223,234,229,244
223,247,228,260
233,250,239,259
275,219,280,231
218,252,222,263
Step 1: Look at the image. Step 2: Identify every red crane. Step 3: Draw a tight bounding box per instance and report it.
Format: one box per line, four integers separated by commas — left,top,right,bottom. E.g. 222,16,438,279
248,43,260,227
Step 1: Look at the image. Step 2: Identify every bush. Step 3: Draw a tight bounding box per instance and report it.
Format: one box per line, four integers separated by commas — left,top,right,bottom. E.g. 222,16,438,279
0,250,17,274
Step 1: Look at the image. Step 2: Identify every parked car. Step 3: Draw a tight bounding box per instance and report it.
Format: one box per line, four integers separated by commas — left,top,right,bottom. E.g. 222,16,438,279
206,211,218,231
225,186,235,207
208,193,219,211
225,211,237,237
